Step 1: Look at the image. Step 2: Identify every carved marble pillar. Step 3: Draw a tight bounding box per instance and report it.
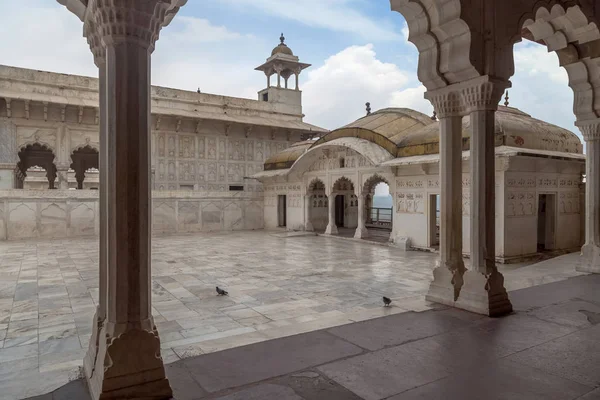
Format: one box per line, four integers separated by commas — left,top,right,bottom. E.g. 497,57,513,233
56,164,70,190
325,192,338,235
304,194,313,232
354,193,368,239
461,77,512,317
424,92,466,305
578,119,600,273
83,56,107,385
61,1,187,398
0,120,17,189
424,77,512,317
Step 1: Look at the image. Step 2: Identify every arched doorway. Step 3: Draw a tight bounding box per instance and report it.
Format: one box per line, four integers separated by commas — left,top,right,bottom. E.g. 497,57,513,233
307,178,327,232
70,146,99,189
16,143,57,189
325,177,356,236
361,174,392,242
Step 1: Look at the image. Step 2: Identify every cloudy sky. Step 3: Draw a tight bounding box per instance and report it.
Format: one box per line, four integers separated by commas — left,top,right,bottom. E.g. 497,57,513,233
0,0,577,137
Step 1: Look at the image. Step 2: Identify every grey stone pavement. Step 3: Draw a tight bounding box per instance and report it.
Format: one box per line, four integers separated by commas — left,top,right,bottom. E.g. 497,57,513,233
28,273,600,400
0,231,589,399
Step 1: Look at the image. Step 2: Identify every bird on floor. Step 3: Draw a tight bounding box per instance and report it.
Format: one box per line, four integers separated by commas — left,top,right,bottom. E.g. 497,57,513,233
383,296,392,307
216,286,228,296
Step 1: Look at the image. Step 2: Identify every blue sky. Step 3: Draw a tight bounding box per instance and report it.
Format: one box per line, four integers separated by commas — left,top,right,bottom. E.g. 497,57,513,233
0,0,578,140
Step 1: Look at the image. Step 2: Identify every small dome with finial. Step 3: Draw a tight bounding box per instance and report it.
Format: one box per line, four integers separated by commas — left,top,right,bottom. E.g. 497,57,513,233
271,33,294,56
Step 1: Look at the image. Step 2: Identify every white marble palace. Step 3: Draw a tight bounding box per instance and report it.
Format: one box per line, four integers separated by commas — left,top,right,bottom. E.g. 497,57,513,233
0,26,588,266
9,1,597,398
0,35,326,239
255,104,586,263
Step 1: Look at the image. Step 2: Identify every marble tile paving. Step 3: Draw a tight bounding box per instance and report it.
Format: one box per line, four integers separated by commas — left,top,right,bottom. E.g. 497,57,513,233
0,231,585,399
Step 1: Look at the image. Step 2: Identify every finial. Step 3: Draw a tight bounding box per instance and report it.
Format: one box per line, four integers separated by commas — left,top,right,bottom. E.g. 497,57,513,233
504,91,509,107
280,33,285,45
197,88,201,94
431,111,437,121
366,102,371,116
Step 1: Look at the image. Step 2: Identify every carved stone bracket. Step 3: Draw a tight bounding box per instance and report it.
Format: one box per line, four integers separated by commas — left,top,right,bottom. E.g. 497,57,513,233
425,76,510,118
577,118,600,141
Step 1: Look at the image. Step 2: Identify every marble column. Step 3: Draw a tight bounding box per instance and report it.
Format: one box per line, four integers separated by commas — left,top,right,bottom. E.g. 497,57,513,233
0,119,17,189
68,1,185,398
325,193,338,235
425,111,466,305
354,193,368,239
83,58,107,387
304,194,314,231
56,164,70,189
458,78,512,317
578,120,600,273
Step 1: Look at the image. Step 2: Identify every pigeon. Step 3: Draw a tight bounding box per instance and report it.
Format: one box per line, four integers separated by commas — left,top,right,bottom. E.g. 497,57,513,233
383,296,392,307
216,286,228,296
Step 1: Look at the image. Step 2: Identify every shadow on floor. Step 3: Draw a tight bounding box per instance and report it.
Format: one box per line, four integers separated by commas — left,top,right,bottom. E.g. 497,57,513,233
28,274,600,400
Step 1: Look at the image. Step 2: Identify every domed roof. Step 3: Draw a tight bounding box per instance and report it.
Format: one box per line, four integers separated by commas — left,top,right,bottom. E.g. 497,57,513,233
262,106,583,171
271,33,294,56
264,141,312,170
395,106,583,157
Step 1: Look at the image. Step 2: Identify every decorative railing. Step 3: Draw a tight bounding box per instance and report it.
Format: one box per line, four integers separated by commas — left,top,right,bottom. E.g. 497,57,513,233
367,207,392,229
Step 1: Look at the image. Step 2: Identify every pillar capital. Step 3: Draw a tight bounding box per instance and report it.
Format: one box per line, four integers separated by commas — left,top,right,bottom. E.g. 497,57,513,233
75,0,187,52
459,76,509,113
425,76,510,117
576,118,600,141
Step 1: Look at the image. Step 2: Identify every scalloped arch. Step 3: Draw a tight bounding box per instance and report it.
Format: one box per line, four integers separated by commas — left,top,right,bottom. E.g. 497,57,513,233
390,0,481,90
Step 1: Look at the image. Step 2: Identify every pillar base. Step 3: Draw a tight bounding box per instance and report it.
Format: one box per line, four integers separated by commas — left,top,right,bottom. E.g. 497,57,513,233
426,265,512,317
87,323,172,400
353,227,369,239
425,260,464,305
579,244,600,273
83,308,104,382
324,223,338,235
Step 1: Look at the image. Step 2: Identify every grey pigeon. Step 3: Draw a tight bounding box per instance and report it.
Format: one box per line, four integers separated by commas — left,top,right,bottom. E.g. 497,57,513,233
216,286,228,296
383,296,392,307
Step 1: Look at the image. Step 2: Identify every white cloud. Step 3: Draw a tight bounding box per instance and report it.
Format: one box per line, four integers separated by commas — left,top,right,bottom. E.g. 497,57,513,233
401,22,410,41
302,44,430,129
0,2,96,77
513,42,568,85
167,16,254,43
218,0,402,41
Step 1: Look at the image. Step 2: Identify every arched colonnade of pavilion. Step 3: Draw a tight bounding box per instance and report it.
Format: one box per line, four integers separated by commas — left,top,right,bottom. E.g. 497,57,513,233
54,0,600,398
303,174,391,240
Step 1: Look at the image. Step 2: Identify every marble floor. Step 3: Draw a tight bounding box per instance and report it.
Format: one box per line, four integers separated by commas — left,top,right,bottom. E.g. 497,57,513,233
0,231,586,399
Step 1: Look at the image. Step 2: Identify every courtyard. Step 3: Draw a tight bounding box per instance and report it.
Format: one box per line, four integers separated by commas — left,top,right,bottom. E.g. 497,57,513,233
0,231,586,399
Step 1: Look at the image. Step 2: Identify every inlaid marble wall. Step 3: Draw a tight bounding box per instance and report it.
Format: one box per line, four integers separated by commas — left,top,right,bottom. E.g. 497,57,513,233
0,191,263,240
153,123,290,193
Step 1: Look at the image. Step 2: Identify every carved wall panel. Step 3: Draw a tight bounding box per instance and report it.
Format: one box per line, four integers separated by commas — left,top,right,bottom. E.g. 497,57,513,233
396,193,424,214
559,191,580,214
17,126,57,152
506,192,536,217
179,135,195,159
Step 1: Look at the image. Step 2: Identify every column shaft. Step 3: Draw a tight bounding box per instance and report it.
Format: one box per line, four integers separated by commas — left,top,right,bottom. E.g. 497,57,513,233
354,193,368,239
426,115,466,304
440,116,464,274
580,123,600,273
469,110,496,274
105,40,152,330
325,193,338,235
304,195,314,231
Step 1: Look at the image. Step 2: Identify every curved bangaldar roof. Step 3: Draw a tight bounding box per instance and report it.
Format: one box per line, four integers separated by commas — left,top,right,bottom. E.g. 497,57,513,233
263,108,434,170
396,106,583,157
263,106,583,171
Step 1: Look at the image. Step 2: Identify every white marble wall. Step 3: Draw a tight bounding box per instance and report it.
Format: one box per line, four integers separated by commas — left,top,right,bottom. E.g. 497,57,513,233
262,149,585,262
0,190,263,240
